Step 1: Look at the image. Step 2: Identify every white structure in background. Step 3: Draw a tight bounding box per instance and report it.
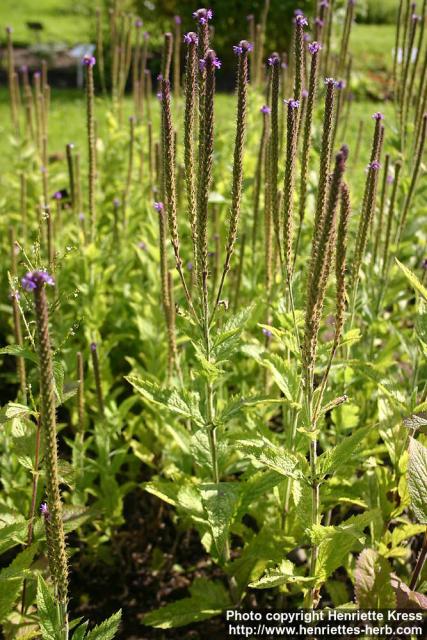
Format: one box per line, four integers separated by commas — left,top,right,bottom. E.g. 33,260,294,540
69,44,96,88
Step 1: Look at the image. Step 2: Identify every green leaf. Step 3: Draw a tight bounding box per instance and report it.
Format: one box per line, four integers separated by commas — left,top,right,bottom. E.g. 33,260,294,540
249,559,315,589
36,575,63,640
200,483,241,558
354,549,396,608
212,304,255,361
0,520,28,555
0,545,38,622
143,578,230,629
403,412,427,434
408,437,427,523
85,610,121,639
0,345,37,363
316,427,370,478
235,437,303,480
219,394,286,423
0,402,32,424
126,375,204,427
312,510,380,586
72,622,89,640
396,259,427,301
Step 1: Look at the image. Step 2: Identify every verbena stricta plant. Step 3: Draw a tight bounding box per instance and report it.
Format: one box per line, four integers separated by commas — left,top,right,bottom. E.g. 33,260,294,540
1,3,427,638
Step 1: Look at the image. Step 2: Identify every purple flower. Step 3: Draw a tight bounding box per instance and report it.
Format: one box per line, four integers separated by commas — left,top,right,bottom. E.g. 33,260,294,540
367,161,381,171
53,191,62,200
40,502,50,519
262,328,272,338
90,342,97,352
135,18,143,28
285,99,300,109
281,61,288,69
294,9,304,16
386,173,394,184
22,271,55,292
320,0,329,6
138,241,147,250
295,14,308,27
372,112,384,120
144,31,150,40
193,8,213,25
412,14,421,22
335,79,346,89
174,15,181,25
268,53,280,66
324,77,336,85
156,91,163,100
113,197,121,207
199,55,221,71
308,41,322,54
154,202,164,211
302,89,309,98
33,71,41,79
20,65,28,73
421,258,427,270
315,17,324,27
187,261,193,271
78,212,85,221
233,40,253,55
184,32,198,45
83,55,96,67
260,105,271,114
10,290,20,301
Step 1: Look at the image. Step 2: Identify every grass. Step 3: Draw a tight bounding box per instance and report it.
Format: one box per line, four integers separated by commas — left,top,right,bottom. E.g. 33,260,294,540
0,0,93,45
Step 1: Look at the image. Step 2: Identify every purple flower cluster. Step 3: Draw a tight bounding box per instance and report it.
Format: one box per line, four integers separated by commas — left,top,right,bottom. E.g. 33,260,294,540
53,191,62,200
262,328,272,338
40,502,50,519
335,80,346,89
267,53,280,66
22,271,55,292
83,54,96,67
260,105,271,114
285,99,300,109
135,18,143,28
308,41,322,54
154,202,164,211
232,40,253,55
295,14,308,27
184,32,198,45
367,161,381,171
199,56,221,70
174,15,182,25
324,77,336,85
372,112,384,120
315,17,324,27
193,8,213,24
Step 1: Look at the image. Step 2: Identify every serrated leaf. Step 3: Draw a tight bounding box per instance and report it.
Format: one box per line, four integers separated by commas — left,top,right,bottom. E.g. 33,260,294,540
408,437,427,523
126,375,204,427
143,578,230,628
85,610,121,639
0,345,37,363
235,437,303,479
355,549,396,608
219,394,287,423
0,545,38,622
0,520,28,555
312,510,380,586
36,575,63,640
396,259,427,301
390,574,427,609
72,621,89,640
403,412,427,433
0,402,32,424
249,559,315,589
200,483,241,558
316,426,370,478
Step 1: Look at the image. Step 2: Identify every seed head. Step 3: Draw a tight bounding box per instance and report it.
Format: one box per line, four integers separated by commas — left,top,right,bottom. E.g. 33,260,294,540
233,40,254,55
295,14,308,26
324,77,336,85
